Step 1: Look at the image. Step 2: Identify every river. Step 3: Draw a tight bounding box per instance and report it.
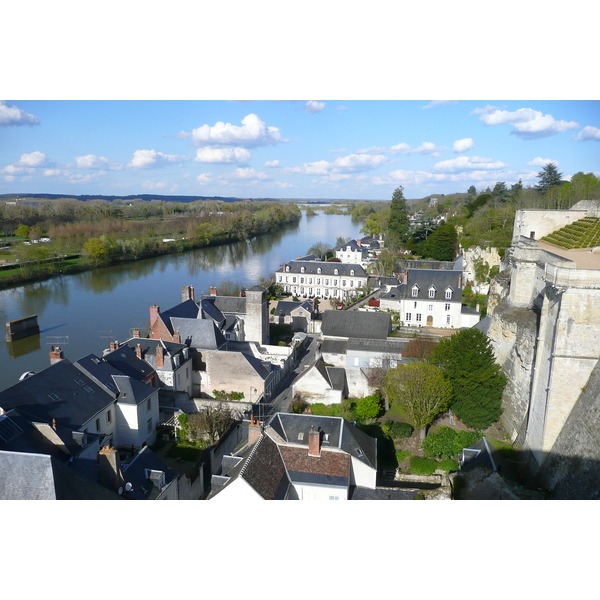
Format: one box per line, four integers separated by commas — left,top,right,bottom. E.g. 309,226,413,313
0,212,364,390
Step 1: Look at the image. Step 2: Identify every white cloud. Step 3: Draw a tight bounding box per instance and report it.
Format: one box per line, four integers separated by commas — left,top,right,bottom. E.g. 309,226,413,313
575,125,600,141
142,180,169,190
127,149,187,169
286,160,331,176
422,100,457,109
228,168,269,180
336,105,349,111
43,169,71,177
304,101,325,113
286,153,390,177
17,151,47,167
433,155,509,172
0,101,39,127
75,154,109,169
477,107,579,139
196,173,212,185
527,157,559,167
66,171,107,184
3,175,15,182
188,113,288,148
194,147,251,164
470,105,502,116
265,159,280,167
453,138,474,153
389,142,444,156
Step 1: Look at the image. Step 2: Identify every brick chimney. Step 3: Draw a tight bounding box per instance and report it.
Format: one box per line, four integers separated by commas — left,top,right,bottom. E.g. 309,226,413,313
149,305,160,327
173,331,181,344
109,340,118,352
132,328,141,338
49,345,64,365
308,426,321,457
98,445,124,493
156,342,164,368
209,286,217,296
181,285,195,302
135,343,143,359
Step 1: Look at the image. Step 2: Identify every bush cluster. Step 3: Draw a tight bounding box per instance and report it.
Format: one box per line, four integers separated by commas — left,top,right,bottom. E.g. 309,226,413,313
422,426,482,460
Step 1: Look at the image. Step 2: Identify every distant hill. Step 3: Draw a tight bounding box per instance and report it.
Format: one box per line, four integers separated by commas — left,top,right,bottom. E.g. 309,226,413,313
0,193,389,204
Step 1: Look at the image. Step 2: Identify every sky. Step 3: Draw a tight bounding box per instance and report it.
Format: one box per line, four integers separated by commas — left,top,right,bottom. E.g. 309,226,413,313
1,99,598,201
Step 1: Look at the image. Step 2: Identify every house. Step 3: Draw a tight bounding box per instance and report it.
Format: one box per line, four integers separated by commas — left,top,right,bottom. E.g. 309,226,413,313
270,299,316,331
320,310,392,340
209,412,378,500
379,269,480,329
0,350,160,451
275,261,369,301
292,357,348,404
335,239,370,266
121,446,180,500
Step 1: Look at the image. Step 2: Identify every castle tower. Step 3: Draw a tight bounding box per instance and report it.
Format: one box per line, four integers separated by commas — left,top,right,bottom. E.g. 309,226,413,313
244,285,269,345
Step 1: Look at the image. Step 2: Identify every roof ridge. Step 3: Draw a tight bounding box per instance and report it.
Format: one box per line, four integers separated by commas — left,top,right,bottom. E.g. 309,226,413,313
239,433,264,479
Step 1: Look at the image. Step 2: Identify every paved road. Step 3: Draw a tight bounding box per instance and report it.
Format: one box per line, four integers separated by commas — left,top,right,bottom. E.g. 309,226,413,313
259,336,320,418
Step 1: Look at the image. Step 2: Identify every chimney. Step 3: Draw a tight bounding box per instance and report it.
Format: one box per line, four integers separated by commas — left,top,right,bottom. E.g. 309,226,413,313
135,343,143,359
308,426,321,457
49,345,64,365
458,274,462,288
109,340,119,352
356,239,361,246
248,417,261,446
156,342,164,368
132,328,141,338
98,445,125,493
173,331,181,344
181,285,195,302
52,418,56,430
149,305,160,327
209,286,217,296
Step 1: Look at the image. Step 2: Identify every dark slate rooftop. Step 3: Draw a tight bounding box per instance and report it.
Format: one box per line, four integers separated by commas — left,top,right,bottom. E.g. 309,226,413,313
321,310,391,340
204,295,246,315
340,420,377,470
346,337,409,355
275,300,313,317
239,434,289,500
381,269,463,302
281,260,368,278
117,338,189,373
171,317,227,349
121,446,179,500
159,299,200,334
199,298,227,328
269,413,343,449
325,367,347,392
349,486,419,500
103,344,155,380
320,339,348,355
0,359,115,431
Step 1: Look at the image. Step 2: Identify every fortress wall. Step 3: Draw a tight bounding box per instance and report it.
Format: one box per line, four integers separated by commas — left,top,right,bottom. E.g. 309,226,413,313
512,209,588,243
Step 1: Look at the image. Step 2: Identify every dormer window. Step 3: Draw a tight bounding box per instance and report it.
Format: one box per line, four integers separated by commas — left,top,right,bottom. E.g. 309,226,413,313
301,267,305,273
317,267,321,274
285,266,290,272
411,285,419,298
428,286,436,299
350,269,355,276
334,268,339,275
445,287,453,299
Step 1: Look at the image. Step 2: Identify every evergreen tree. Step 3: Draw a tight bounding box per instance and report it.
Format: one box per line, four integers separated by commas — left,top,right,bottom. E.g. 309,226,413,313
491,181,509,203
387,186,410,243
421,223,457,261
467,185,477,197
536,163,563,195
510,178,523,202
428,329,506,430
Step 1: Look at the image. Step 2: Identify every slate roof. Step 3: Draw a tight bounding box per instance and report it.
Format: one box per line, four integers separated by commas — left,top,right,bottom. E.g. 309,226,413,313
321,310,391,340
122,446,179,500
320,339,348,355
204,295,246,315
279,445,351,488
0,359,116,431
0,449,121,500
103,344,156,380
280,260,368,278
159,299,200,334
199,298,227,327
275,300,313,317
381,269,463,303
346,338,409,355
170,317,227,349
239,434,289,499
325,367,347,392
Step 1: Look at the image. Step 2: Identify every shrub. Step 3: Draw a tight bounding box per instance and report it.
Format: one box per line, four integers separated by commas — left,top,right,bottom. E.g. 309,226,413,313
409,456,438,475
438,459,459,473
396,450,411,463
355,393,383,422
390,421,414,438
422,426,482,459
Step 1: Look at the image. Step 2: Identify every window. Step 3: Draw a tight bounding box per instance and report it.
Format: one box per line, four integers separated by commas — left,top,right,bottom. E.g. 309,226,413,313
357,281,362,288
293,277,297,283
445,288,452,299
333,279,338,286
106,410,112,424
285,276,288,283
300,277,304,284
334,268,339,275
350,269,354,276
406,313,412,321
329,496,340,500
350,280,354,287
96,418,100,432
446,315,451,325
309,278,312,284
411,286,419,297
342,280,346,287
278,276,282,282
445,303,451,311
147,397,152,411
416,314,422,322
301,267,305,273
325,278,329,285
286,266,290,272
428,287,435,298
428,304,433,312
317,278,321,284
414,301,417,309
147,418,153,434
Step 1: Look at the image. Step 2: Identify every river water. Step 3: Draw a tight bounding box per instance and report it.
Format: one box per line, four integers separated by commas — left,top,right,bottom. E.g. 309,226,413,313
0,212,364,389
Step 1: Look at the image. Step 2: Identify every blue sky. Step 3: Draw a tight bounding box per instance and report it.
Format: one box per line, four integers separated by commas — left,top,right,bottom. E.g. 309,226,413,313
1,99,598,200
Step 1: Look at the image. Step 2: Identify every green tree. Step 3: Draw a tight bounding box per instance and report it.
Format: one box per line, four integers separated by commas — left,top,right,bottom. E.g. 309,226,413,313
383,362,453,439
536,163,563,196
491,181,509,203
83,237,109,266
421,223,457,261
428,328,506,430
15,224,30,238
307,241,332,260
387,186,410,244
354,393,383,422
467,185,477,198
